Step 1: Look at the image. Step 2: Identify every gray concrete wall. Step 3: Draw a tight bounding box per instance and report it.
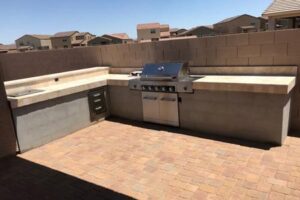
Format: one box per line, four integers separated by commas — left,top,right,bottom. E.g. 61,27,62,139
108,86,143,121
13,91,93,152
179,90,291,145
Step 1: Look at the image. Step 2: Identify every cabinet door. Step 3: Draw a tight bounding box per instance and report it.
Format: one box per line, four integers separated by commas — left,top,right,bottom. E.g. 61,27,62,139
142,92,160,124
159,93,179,126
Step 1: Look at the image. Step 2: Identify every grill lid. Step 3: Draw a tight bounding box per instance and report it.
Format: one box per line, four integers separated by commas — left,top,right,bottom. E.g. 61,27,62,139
141,62,188,81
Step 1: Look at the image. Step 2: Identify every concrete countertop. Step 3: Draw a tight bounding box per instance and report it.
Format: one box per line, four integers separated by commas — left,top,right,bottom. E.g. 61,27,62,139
7,73,296,108
7,74,135,108
193,76,296,94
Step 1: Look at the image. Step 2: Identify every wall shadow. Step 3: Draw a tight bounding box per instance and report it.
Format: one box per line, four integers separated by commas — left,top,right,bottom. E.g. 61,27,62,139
0,156,134,200
107,117,275,150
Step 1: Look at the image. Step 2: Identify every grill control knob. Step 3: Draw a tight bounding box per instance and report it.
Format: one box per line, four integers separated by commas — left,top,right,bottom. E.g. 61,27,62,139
161,87,166,91
154,86,159,91
169,87,174,92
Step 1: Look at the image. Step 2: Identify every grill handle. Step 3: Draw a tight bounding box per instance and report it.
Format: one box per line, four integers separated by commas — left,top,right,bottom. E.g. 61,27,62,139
143,96,157,101
160,97,176,102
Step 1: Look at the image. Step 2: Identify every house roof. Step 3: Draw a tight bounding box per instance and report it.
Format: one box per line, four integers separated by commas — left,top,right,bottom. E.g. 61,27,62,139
76,32,89,36
30,34,52,40
160,24,169,29
263,0,300,17
16,34,52,41
108,33,130,40
178,26,216,36
88,36,112,43
214,14,257,25
137,23,161,30
170,28,187,34
52,31,78,38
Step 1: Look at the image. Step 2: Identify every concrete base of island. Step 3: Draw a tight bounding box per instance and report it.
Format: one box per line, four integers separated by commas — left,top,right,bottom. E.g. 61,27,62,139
12,91,104,152
108,86,143,121
179,90,291,145
6,67,296,149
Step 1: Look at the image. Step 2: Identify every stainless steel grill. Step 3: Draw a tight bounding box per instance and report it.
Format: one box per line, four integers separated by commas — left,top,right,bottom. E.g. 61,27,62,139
140,63,188,81
129,62,194,93
129,62,195,127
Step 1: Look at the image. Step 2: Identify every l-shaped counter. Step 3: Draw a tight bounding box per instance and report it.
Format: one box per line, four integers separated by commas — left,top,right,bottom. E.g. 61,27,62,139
5,67,296,152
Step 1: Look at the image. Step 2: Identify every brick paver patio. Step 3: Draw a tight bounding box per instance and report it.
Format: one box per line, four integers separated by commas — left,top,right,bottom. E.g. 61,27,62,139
3,119,300,199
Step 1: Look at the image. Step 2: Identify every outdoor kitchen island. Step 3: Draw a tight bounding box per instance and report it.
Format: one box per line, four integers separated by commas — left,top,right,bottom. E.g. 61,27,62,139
5,66,296,152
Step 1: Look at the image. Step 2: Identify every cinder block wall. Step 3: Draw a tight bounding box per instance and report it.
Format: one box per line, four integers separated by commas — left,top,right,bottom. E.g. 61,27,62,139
100,29,300,68
100,29,300,130
0,46,103,81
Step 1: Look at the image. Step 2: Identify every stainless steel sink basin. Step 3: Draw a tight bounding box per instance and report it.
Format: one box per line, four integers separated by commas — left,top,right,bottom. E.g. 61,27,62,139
8,89,45,97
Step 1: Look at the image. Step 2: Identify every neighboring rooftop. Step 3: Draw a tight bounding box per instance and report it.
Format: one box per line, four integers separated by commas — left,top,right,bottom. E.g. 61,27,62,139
107,33,130,40
16,34,52,40
215,14,257,25
160,24,169,29
263,0,300,17
30,34,52,40
178,26,217,37
76,32,91,37
137,23,161,29
52,31,79,38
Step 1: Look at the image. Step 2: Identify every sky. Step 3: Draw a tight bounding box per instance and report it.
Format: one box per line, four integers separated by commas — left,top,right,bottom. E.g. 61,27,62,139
0,0,273,44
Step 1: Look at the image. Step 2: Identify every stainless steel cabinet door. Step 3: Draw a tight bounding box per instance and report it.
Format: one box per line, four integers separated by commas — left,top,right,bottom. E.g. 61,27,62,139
142,92,160,124
159,93,179,126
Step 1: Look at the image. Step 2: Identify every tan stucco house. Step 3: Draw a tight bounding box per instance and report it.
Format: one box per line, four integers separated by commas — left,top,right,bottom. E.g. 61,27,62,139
50,31,79,49
87,33,132,46
137,23,170,42
213,14,263,34
263,0,300,30
15,34,52,50
72,32,95,47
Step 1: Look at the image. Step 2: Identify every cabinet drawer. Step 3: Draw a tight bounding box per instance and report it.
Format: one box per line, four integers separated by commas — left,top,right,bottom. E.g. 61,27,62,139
88,87,107,121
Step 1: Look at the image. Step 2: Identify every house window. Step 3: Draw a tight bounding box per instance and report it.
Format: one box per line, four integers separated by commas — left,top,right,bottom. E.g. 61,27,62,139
76,35,84,40
62,39,67,42
150,29,156,34
64,45,68,48
250,22,256,26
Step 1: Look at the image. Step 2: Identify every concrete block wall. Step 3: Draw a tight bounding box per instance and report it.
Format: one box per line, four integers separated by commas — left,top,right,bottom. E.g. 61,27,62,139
100,29,300,130
0,46,103,81
99,29,300,68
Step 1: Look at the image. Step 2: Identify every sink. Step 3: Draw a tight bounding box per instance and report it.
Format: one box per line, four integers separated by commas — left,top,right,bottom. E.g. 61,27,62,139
8,89,45,97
